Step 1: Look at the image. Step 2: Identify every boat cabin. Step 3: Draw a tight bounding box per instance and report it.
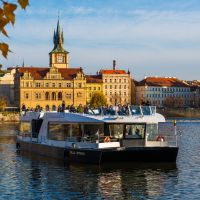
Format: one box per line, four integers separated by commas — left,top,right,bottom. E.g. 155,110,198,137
18,106,175,149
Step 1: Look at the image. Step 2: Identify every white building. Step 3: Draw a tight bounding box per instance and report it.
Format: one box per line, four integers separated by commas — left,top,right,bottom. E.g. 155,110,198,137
0,68,16,105
136,77,191,107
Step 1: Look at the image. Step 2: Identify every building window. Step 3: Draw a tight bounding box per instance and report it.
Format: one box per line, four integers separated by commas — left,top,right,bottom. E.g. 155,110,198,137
52,92,56,100
35,93,39,99
52,83,56,88
124,79,126,83
110,92,112,95
115,85,117,89
124,85,126,89
66,94,71,99
115,79,117,83
98,87,100,90
119,79,121,83
52,105,56,111
110,79,112,83
58,83,62,88
45,92,50,100
124,92,126,95
89,87,92,90
110,85,112,89
67,83,71,88
119,85,121,89
45,105,50,111
58,92,62,100
36,82,41,87
25,93,29,99
46,83,49,87
105,85,107,89
77,92,82,97
94,87,96,90
105,92,107,95
105,79,107,83
25,82,29,87
78,83,82,88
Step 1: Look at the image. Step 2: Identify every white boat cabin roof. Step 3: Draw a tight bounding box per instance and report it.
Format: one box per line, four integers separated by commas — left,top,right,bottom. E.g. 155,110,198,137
21,106,165,124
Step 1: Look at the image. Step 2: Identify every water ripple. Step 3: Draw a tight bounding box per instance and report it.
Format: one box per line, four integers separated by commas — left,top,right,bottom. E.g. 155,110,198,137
0,122,200,199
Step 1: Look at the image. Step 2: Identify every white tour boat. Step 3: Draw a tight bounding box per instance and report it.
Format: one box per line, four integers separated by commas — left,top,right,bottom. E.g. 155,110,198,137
16,106,178,164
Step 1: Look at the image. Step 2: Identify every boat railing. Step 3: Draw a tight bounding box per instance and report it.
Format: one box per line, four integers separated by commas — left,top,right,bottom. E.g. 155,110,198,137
146,132,177,147
20,106,157,118
84,106,156,117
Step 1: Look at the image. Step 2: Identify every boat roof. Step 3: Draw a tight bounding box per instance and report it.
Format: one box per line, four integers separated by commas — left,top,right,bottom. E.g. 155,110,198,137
21,106,165,124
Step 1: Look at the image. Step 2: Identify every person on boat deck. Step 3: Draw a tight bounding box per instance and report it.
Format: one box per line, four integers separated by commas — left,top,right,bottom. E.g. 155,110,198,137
133,128,142,138
22,104,26,112
61,101,65,112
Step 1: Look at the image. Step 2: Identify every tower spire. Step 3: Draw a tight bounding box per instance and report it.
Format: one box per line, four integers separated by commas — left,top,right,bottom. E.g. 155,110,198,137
53,15,64,50
49,16,69,69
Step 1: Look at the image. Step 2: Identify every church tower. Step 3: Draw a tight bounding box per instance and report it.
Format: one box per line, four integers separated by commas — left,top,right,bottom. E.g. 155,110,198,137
49,17,69,68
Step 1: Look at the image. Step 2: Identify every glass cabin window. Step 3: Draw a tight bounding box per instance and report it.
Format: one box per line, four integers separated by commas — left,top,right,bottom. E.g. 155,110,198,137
109,124,124,139
83,124,104,142
48,123,80,141
125,124,145,139
146,124,158,141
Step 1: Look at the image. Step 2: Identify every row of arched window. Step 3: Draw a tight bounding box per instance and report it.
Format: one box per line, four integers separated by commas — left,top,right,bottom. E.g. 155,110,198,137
45,92,63,100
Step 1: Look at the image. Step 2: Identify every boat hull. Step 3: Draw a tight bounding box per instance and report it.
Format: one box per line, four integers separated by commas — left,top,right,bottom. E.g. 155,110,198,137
17,141,178,164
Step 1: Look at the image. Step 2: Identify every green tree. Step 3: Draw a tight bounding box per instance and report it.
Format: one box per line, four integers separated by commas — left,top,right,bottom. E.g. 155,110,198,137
90,92,107,108
0,0,29,62
0,96,7,111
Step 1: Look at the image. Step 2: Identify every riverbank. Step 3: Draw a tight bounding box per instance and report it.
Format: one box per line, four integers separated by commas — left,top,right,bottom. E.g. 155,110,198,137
0,108,200,121
157,108,200,118
0,112,20,122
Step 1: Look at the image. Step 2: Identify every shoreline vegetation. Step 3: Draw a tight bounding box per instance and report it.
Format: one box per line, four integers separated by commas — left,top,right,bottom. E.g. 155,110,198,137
0,107,200,122
157,108,200,118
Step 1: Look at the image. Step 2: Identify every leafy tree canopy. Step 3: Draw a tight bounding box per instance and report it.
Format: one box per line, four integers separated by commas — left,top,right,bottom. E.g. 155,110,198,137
90,92,107,108
0,0,29,63
0,96,7,109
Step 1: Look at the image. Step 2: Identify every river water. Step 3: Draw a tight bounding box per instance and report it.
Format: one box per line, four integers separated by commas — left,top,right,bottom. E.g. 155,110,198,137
0,121,200,200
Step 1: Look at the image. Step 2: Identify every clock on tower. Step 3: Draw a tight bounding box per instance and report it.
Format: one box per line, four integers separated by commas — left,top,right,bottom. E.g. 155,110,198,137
57,55,64,63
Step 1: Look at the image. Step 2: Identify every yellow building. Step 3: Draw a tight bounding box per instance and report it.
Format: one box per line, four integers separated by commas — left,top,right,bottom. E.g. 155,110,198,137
14,18,86,110
85,75,103,103
99,60,131,105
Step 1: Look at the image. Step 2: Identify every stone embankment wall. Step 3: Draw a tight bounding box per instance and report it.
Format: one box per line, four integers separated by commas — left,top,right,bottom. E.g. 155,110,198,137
157,108,200,118
0,109,199,121
0,112,20,122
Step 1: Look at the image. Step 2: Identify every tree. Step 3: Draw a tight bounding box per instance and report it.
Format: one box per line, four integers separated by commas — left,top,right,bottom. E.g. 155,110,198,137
0,0,29,62
90,92,107,108
0,96,7,111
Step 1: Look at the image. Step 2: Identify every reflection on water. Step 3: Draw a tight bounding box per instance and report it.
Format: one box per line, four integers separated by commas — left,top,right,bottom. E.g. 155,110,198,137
0,122,200,199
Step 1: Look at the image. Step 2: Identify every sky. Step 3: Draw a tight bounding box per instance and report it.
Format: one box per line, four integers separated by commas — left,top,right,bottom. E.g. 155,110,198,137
1,0,200,81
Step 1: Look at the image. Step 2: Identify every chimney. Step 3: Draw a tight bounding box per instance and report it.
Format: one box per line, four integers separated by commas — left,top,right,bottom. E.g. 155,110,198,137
113,60,116,70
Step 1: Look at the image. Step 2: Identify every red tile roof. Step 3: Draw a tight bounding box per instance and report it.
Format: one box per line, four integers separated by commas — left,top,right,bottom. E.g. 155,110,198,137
100,69,127,75
16,67,82,80
138,77,189,87
85,75,103,83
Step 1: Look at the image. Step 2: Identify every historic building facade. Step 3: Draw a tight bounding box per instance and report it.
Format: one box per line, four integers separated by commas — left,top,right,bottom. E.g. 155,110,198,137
99,60,131,105
13,18,133,110
136,77,191,107
85,75,103,103
0,68,15,105
14,18,86,110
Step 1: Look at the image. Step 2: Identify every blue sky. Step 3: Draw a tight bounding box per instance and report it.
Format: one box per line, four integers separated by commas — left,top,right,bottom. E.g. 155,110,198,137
2,0,200,80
